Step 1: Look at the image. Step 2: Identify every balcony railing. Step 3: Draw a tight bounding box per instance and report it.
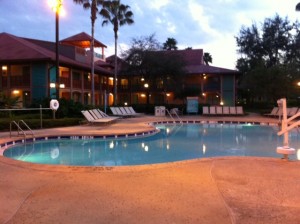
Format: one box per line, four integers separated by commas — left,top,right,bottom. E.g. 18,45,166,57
84,81,91,90
1,77,7,87
60,77,70,88
73,79,82,89
10,76,30,87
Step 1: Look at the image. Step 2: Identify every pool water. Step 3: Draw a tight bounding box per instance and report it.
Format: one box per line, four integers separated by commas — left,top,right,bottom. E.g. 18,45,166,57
3,123,300,166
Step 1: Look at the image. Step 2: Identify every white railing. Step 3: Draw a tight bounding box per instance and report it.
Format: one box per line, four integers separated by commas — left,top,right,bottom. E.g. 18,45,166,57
276,98,300,159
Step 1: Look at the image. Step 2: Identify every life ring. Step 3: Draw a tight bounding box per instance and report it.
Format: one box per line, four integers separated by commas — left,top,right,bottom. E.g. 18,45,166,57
50,99,59,110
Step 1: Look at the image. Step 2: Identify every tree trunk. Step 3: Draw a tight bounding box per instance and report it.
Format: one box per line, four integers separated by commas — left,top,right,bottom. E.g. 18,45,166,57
114,31,118,106
91,21,95,106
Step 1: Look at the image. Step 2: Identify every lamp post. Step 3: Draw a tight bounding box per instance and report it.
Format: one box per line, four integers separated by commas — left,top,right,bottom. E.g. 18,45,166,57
49,0,62,99
55,2,60,99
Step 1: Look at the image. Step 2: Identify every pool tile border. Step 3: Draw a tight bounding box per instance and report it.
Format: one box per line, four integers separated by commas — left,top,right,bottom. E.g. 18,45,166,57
0,129,159,155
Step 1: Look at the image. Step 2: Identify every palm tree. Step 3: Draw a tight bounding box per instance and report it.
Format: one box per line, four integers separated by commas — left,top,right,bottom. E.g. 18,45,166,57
73,0,103,106
163,37,178,50
100,0,134,105
203,52,213,65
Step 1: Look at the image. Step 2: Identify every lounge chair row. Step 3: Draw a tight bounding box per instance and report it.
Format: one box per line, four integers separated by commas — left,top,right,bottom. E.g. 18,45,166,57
110,106,143,117
202,106,244,116
82,109,120,124
264,107,299,117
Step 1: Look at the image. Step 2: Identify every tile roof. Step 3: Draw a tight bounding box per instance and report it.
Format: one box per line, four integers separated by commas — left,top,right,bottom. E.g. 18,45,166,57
0,32,54,61
0,32,112,75
186,64,239,74
147,49,239,74
60,32,107,48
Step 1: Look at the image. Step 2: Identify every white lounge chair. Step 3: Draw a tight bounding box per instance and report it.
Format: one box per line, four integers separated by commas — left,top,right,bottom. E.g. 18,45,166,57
119,107,129,115
264,107,278,117
229,106,236,115
216,106,223,115
93,109,120,120
223,106,230,115
202,106,209,115
127,107,144,116
82,110,118,124
110,107,131,117
236,106,244,115
209,106,216,115
287,107,298,117
110,107,120,116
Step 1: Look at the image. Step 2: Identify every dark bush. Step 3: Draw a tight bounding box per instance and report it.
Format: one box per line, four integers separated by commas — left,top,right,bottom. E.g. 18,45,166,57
0,118,83,131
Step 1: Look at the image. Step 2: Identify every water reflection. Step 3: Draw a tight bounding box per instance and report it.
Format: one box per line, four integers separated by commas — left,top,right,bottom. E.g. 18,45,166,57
3,124,300,166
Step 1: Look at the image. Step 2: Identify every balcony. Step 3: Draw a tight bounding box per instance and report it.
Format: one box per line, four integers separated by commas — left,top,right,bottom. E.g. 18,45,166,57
10,76,30,87
84,81,91,90
1,77,7,87
73,79,82,89
60,77,70,88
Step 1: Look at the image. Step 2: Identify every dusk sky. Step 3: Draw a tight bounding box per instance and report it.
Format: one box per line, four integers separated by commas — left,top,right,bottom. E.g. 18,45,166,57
0,0,299,69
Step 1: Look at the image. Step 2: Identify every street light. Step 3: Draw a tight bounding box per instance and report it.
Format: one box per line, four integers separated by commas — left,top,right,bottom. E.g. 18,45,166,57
49,0,63,100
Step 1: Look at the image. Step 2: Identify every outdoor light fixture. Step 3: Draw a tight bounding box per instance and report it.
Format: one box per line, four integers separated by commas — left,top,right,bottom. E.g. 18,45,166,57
50,83,56,88
2,65,7,71
297,81,300,86
144,83,149,88
166,93,170,97
59,83,65,88
220,101,224,106
12,90,20,95
141,78,145,81
124,102,128,106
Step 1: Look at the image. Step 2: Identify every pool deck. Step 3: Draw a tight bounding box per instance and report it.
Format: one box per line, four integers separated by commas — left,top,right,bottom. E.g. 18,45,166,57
1,114,300,224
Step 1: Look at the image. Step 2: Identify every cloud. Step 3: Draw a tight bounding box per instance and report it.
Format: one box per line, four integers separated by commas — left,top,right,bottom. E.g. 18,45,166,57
187,0,220,39
148,0,170,10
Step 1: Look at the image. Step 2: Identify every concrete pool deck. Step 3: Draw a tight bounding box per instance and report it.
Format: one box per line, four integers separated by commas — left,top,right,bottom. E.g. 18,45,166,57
1,114,300,224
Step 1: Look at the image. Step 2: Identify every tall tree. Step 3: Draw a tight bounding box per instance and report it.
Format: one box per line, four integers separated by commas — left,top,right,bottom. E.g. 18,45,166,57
99,0,134,105
235,14,300,104
203,52,212,65
163,37,178,50
73,0,103,106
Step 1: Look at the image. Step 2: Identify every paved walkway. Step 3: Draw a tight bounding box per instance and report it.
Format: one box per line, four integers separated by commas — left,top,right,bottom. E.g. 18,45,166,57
1,114,300,224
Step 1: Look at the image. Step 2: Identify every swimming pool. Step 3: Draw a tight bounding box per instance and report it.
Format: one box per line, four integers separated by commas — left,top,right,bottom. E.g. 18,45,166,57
3,123,300,166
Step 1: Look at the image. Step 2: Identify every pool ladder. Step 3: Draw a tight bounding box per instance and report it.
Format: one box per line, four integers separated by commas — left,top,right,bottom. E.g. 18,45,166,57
10,120,35,141
166,108,182,123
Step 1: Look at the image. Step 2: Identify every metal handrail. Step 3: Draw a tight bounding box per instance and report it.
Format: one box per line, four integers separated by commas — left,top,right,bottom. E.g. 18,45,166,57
166,108,183,123
10,120,35,140
18,120,35,138
170,108,182,122
10,121,26,138
165,109,176,122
